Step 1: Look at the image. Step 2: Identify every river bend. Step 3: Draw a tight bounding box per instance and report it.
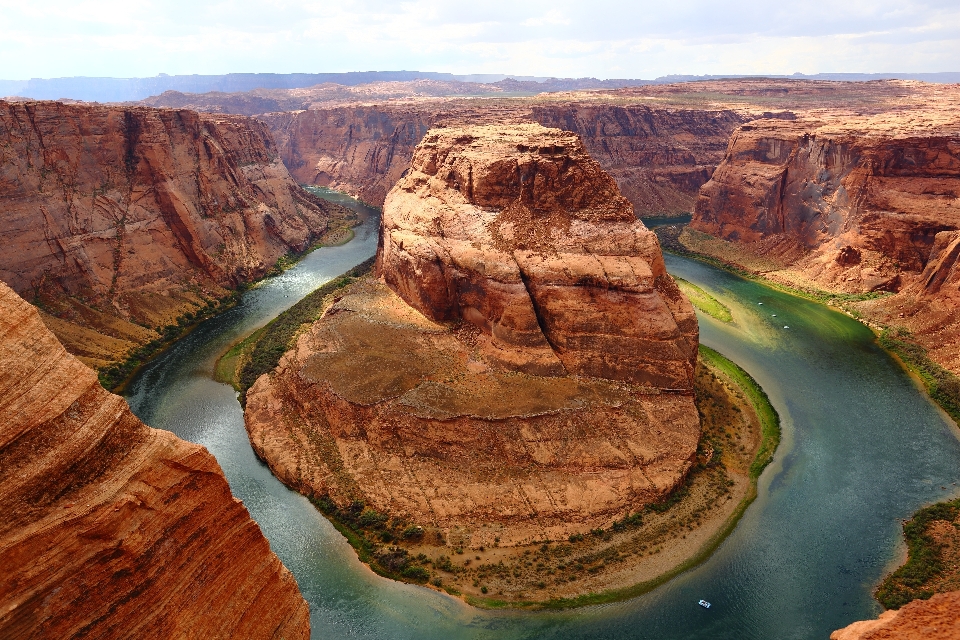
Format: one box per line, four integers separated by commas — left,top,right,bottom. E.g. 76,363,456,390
125,198,960,639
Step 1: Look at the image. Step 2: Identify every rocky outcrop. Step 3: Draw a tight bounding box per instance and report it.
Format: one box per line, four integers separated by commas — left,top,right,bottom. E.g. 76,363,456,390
378,124,698,387
245,124,700,547
830,591,960,640
0,100,351,369
0,282,309,639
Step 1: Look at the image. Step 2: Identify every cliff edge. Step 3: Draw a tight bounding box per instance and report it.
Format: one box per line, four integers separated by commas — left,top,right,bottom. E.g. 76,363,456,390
0,281,309,639
0,100,353,372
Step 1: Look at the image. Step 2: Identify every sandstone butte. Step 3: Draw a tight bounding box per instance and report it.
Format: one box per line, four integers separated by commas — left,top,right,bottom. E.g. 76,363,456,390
0,100,351,372
0,281,309,639
244,123,701,549
831,591,960,640
689,93,960,375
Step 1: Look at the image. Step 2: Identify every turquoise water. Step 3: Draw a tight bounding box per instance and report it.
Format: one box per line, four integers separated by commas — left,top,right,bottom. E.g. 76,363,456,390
124,197,960,639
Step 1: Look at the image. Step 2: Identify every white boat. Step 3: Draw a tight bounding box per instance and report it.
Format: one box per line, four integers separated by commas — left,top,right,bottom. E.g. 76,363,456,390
698,599,711,609
783,326,790,329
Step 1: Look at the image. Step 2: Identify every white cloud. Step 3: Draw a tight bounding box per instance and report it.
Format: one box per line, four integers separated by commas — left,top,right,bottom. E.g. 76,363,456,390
0,0,957,78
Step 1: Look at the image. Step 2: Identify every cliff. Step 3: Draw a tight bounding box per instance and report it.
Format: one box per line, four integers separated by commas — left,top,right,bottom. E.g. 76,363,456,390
689,107,960,373
0,100,352,371
0,281,309,639
259,101,748,216
530,104,748,214
244,124,700,553
830,591,960,640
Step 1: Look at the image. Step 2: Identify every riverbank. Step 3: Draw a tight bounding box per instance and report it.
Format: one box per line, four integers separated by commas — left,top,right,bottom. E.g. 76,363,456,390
101,206,361,393
655,221,960,622
215,257,376,396
654,223,960,430
227,256,781,612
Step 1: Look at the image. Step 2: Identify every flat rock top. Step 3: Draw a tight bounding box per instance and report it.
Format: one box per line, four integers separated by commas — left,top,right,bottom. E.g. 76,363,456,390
300,278,645,419
407,123,635,225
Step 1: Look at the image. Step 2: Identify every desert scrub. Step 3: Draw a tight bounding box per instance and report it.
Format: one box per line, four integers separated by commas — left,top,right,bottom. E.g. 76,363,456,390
309,495,433,584
879,326,960,425
235,257,375,397
875,498,960,609
673,276,732,322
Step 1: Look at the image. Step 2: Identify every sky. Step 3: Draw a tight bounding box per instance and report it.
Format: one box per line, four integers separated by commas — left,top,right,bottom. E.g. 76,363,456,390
1,0,959,80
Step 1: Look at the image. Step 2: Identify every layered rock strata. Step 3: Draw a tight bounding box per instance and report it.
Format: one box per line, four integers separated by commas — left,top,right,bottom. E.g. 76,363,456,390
260,102,748,216
0,282,309,639
689,109,960,372
245,124,700,547
0,100,350,369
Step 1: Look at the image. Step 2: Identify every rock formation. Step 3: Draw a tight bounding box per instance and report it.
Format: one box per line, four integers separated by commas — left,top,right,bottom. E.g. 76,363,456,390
0,281,309,639
830,591,960,640
0,100,351,370
260,101,748,216
689,103,960,373
245,124,700,547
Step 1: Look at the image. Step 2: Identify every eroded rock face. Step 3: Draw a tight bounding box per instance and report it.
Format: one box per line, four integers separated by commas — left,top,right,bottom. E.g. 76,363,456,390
830,591,960,640
693,118,960,289
260,102,746,216
0,100,349,369
0,282,309,639
379,124,698,388
689,112,960,373
245,124,700,546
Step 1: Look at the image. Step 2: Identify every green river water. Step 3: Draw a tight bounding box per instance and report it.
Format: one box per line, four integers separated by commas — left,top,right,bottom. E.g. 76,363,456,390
124,195,960,638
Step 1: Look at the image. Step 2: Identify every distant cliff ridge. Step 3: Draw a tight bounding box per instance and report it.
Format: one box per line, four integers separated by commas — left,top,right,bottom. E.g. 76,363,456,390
6,71,960,103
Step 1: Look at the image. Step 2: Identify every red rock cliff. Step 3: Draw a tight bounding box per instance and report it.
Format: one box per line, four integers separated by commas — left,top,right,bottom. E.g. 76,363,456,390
830,591,960,640
689,112,960,372
0,281,309,639
378,123,698,387
0,100,350,369
260,102,746,216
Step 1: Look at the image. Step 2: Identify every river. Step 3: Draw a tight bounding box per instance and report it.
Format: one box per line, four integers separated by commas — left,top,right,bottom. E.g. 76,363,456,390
124,198,960,639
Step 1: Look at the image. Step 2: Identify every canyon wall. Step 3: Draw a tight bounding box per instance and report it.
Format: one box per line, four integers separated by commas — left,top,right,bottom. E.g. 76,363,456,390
689,114,960,372
0,100,350,370
260,102,748,216
245,124,700,548
0,281,309,639
530,104,748,214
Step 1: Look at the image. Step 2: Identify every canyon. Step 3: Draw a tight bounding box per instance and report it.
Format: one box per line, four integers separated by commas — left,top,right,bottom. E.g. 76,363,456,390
0,100,353,373
171,77,960,379
686,87,960,374
242,124,722,601
0,280,309,639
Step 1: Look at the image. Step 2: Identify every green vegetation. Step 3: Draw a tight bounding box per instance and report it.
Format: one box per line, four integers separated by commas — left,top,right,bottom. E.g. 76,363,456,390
698,345,781,479
673,276,732,322
467,345,782,610
99,292,240,392
875,498,960,609
232,257,375,397
879,326,960,426
656,226,890,310
310,495,433,584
